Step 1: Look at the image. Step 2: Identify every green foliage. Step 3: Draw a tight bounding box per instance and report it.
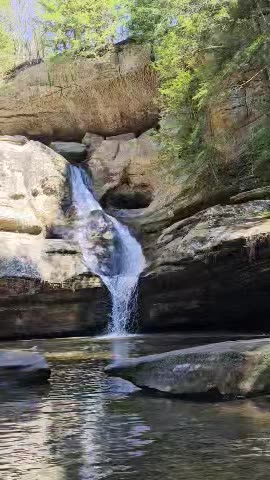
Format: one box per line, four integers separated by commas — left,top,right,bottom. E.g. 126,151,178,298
127,0,167,43
0,1,46,77
1,0,270,191
0,0,13,75
129,0,270,187
0,25,14,76
40,0,126,57
246,125,270,182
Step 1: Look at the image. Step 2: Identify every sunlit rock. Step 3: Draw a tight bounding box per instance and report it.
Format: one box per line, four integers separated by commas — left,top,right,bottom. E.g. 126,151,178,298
0,44,158,140
0,136,66,234
89,130,160,209
106,339,270,398
82,132,104,152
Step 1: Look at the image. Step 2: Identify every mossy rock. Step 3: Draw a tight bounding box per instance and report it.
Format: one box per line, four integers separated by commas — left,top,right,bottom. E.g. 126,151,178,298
45,351,112,362
106,339,270,399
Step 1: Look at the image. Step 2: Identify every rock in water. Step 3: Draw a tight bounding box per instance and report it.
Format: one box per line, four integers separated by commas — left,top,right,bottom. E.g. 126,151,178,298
0,350,51,384
105,339,270,398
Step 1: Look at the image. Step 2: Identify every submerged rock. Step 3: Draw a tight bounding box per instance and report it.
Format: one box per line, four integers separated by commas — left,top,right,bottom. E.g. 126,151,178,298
0,350,51,384
105,339,270,398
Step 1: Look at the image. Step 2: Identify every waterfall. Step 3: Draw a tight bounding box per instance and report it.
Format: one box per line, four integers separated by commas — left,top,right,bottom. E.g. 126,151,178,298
68,165,146,336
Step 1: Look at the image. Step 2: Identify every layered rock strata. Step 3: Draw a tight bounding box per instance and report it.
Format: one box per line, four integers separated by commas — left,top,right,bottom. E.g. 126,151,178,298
0,136,109,339
0,44,158,141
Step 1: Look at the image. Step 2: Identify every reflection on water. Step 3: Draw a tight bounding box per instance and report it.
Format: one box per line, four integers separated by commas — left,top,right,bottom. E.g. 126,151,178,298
0,333,270,479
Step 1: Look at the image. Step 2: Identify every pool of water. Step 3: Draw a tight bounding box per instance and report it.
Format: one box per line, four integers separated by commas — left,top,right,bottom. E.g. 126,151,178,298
1,333,270,480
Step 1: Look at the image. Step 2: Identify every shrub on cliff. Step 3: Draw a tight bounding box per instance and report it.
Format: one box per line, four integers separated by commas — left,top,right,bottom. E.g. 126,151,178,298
40,0,127,57
0,26,14,77
128,0,270,188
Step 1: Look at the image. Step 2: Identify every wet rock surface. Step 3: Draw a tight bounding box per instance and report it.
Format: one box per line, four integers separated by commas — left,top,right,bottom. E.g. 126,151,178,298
50,142,87,163
0,350,51,383
106,338,270,398
138,200,270,332
0,137,110,339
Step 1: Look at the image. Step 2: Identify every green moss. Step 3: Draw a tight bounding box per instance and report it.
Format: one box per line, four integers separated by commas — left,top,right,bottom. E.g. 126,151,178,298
258,211,270,219
245,125,270,183
44,351,112,361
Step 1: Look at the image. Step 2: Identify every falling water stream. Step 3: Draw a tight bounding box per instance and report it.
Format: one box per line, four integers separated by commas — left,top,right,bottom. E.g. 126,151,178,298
68,165,146,336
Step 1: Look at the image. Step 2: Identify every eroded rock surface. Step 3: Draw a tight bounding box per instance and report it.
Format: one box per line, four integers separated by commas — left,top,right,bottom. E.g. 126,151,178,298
2,60,270,339
0,137,109,339
139,200,270,332
0,136,66,234
0,44,158,141
207,69,270,163
89,131,161,209
106,339,270,398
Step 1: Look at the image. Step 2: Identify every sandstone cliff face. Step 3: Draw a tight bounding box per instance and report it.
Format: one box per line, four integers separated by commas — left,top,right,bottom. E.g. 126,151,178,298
0,44,158,141
89,130,161,209
127,67,270,239
0,136,66,235
207,69,270,163
2,128,270,337
0,48,270,338
139,199,270,332
68,119,270,334
116,68,270,333
0,137,109,339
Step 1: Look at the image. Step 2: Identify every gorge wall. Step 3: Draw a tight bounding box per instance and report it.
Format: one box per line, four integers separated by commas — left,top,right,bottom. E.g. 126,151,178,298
0,43,270,338
0,43,158,141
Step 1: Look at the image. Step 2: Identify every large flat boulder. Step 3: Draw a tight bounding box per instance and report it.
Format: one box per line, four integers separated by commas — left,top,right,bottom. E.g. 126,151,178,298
0,350,50,383
106,339,270,398
0,136,87,284
0,44,158,141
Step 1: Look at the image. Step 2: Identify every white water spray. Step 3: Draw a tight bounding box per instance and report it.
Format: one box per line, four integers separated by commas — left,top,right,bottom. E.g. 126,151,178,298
68,165,146,336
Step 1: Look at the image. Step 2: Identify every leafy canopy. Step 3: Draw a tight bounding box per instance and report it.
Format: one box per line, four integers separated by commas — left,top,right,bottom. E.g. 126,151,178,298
40,0,127,56
128,0,270,185
0,25,14,75
1,0,270,185
0,1,14,75
0,0,46,75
